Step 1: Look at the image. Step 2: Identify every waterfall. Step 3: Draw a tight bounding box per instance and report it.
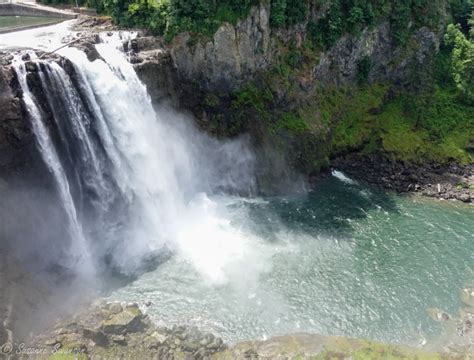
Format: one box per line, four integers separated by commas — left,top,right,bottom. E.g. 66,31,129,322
12,55,94,276
12,34,256,282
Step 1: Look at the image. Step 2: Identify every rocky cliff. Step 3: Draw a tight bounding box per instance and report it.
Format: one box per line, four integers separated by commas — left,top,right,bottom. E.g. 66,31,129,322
0,3,471,196
0,60,38,183
129,3,459,195
167,4,440,92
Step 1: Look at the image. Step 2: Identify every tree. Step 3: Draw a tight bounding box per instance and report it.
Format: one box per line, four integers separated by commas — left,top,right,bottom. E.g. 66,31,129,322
270,0,287,27
469,10,474,39
445,23,474,104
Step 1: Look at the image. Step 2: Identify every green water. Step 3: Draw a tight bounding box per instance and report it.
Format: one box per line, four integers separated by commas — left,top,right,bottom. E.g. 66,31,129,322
108,175,473,347
0,16,63,30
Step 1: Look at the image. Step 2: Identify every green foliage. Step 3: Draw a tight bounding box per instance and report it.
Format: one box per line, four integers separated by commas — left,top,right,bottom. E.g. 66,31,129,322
444,24,474,103
270,0,286,27
87,0,104,12
270,0,308,27
356,56,371,84
450,0,473,34
470,11,474,39
306,0,445,49
390,0,412,45
98,0,257,40
318,84,473,164
285,0,308,25
229,82,273,134
308,0,343,49
273,112,309,134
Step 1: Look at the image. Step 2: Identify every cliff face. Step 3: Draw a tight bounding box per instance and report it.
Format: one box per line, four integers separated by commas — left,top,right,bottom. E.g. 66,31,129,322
0,63,35,181
170,5,272,92
168,4,440,92
131,3,445,192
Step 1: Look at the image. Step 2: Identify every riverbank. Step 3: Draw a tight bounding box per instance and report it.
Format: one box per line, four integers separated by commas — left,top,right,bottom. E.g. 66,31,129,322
332,153,473,203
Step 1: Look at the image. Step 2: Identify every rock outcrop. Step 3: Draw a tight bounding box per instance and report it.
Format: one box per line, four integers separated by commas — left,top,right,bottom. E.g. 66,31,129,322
168,4,439,93
170,4,272,92
333,153,474,202
0,60,36,182
30,303,226,359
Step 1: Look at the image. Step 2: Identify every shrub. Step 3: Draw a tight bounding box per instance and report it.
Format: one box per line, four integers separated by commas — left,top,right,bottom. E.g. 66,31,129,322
270,0,287,27
356,56,371,84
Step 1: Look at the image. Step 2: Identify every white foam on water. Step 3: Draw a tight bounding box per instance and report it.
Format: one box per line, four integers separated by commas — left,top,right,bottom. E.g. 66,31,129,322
332,169,357,185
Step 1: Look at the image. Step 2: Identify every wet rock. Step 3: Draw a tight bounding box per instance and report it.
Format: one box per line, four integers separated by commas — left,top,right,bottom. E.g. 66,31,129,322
206,336,224,350
461,288,474,307
332,153,474,202
107,302,123,315
44,337,62,346
83,328,109,347
183,339,200,352
427,308,450,322
100,304,145,335
199,333,214,347
72,16,113,31
76,40,103,62
25,61,38,72
111,334,127,345
148,331,167,349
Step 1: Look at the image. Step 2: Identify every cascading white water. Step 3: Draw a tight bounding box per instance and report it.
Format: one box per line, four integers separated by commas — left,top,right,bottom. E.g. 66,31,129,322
12,54,94,276
13,33,258,283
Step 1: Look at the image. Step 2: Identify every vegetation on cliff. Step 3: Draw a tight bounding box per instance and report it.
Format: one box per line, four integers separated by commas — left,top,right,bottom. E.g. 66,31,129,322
197,7,473,171
321,20,474,164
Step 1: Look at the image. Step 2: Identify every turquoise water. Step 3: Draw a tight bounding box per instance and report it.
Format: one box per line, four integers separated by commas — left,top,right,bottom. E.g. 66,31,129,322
108,174,473,347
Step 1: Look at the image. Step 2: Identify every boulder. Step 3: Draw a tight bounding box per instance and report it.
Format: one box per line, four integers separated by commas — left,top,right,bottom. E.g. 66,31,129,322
83,328,108,347
111,334,127,345
107,302,123,315
461,288,474,307
100,305,145,335
427,308,450,322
